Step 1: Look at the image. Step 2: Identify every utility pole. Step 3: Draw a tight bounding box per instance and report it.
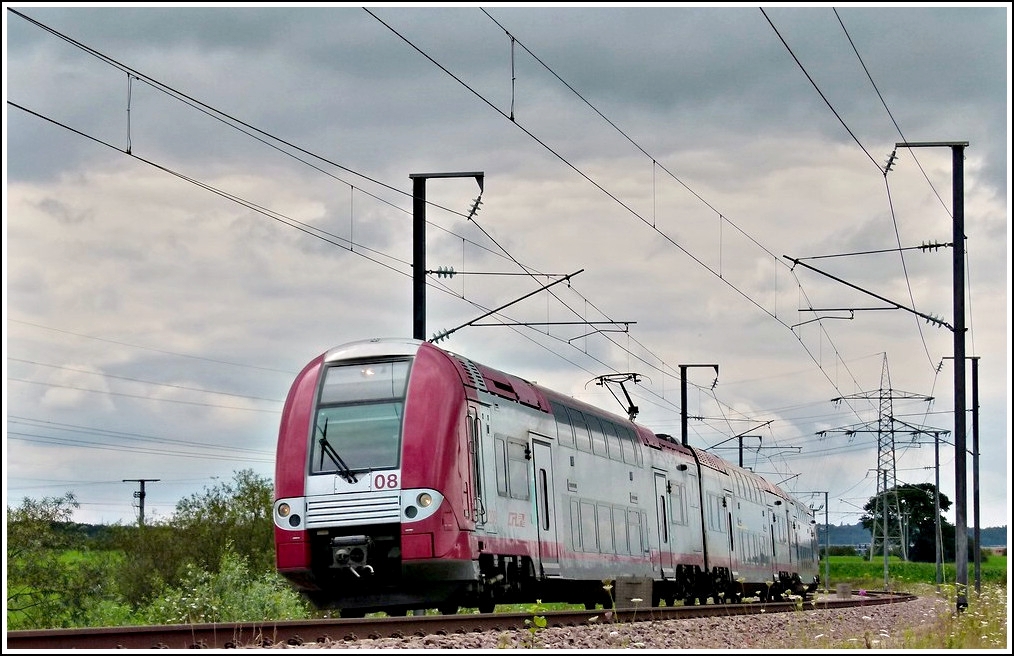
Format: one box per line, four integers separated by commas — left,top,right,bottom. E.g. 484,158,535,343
679,363,719,447
933,432,943,591
410,171,484,341
123,478,159,527
970,356,980,593
822,491,829,593
897,140,969,613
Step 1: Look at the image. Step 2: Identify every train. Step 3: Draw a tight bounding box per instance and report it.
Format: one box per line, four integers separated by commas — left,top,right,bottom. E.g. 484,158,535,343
273,337,820,616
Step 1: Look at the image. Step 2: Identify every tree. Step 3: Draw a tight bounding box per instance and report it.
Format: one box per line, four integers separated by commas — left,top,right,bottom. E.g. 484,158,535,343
169,468,275,573
859,483,953,562
6,493,123,629
112,469,276,605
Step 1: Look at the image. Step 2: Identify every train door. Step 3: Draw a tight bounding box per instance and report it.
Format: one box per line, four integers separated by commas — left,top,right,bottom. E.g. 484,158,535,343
467,404,489,527
531,436,560,577
785,507,794,567
723,490,737,578
653,471,674,576
768,504,779,575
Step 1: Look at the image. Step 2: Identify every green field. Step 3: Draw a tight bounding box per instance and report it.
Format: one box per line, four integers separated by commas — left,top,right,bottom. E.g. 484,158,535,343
821,553,1007,591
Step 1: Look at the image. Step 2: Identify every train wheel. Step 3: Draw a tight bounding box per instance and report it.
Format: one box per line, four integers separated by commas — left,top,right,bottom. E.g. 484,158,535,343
438,605,459,616
386,607,409,616
339,608,366,619
584,601,597,610
478,599,496,614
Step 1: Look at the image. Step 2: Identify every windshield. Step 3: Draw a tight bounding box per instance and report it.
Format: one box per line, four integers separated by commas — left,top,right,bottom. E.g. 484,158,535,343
309,359,410,475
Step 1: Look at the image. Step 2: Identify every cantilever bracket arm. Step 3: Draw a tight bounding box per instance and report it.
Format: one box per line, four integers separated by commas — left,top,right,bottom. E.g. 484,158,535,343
429,269,584,343
783,256,953,331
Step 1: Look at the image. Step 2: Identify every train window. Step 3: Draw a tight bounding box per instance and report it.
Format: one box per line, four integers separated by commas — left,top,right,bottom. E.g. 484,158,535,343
581,501,597,552
550,401,576,448
507,440,529,500
670,482,687,525
658,495,668,544
602,422,623,461
627,510,644,554
494,436,508,496
570,499,581,550
597,504,614,554
613,506,629,554
568,408,592,452
310,402,402,474
539,469,550,531
618,426,637,465
586,414,608,458
310,360,412,476
318,360,410,404
707,494,725,533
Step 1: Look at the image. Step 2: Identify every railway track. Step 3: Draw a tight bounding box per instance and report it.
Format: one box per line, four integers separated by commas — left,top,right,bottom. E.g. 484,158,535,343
6,590,916,650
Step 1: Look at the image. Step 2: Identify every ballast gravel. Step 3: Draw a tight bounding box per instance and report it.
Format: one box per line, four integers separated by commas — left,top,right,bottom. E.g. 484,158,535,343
261,593,950,650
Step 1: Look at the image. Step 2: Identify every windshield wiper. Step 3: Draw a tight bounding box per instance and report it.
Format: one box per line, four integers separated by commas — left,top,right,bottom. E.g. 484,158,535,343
317,418,358,484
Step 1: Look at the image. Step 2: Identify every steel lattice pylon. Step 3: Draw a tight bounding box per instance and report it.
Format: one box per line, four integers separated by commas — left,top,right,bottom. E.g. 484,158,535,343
872,355,906,561
819,353,937,564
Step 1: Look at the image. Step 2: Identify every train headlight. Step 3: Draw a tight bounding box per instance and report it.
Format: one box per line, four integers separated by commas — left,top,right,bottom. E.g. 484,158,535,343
401,489,443,523
274,498,305,530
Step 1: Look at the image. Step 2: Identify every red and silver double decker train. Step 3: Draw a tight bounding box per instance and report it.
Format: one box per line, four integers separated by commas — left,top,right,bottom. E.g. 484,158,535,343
273,337,819,616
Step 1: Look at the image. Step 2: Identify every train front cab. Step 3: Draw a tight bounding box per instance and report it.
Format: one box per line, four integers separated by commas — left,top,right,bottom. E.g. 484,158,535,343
273,339,479,616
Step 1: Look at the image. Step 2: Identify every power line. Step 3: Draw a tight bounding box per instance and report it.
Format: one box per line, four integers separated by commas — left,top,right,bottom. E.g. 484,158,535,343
368,8,879,430
5,13,709,436
8,357,283,403
7,8,962,499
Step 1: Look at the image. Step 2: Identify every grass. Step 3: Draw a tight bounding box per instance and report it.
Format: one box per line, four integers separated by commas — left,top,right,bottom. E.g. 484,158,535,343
811,555,1009,650
826,554,1007,590
780,581,1008,650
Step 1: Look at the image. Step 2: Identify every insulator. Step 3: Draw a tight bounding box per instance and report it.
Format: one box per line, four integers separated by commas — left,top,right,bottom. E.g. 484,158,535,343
467,196,483,220
884,149,897,173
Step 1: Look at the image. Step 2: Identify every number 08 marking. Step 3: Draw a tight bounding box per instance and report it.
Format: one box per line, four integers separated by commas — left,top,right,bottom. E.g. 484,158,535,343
374,473,399,489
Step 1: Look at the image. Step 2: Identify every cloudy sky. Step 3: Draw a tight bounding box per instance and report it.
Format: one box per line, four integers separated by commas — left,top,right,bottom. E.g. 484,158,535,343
4,4,1010,536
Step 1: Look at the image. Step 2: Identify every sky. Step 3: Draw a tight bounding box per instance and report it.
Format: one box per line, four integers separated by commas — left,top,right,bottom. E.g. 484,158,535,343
3,4,1011,540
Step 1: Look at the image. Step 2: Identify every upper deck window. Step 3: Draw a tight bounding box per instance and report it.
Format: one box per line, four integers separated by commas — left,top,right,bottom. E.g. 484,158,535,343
319,360,411,404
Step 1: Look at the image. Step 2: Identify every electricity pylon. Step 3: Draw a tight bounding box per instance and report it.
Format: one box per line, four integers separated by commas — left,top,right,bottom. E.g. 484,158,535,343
818,354,937,561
